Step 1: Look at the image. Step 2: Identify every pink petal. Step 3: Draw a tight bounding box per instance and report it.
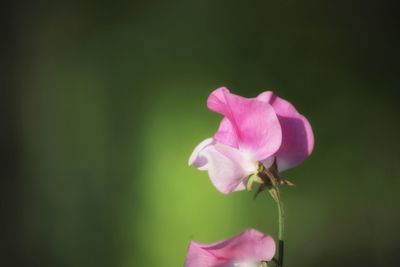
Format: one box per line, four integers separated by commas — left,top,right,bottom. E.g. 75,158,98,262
189,139,258,194
207,87,282,161
258,91,314,171
214,117,238,148
184,229,276,267
188,138,214,168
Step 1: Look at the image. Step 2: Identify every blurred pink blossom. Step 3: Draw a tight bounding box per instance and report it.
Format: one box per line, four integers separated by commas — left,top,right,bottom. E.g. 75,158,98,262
184,229,275,267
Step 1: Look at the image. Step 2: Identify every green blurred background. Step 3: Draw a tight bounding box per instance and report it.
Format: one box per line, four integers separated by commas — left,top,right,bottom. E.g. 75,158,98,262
1,1,399,266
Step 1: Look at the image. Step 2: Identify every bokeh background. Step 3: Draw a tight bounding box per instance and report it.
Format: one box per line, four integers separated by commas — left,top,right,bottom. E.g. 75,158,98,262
2,1,400,266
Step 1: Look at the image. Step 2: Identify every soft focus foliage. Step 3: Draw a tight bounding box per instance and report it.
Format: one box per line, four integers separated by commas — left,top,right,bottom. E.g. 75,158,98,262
1,1,400,267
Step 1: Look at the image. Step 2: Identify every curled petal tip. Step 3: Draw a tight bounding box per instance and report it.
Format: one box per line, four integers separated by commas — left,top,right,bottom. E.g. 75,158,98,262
188,138,214,167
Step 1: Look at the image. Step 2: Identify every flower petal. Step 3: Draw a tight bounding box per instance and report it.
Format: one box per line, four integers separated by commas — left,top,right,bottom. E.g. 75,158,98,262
184,229,276,267
188,138,214,168
258,91,314,171
214,117,239,148
207,87,282,161
189,139,257,194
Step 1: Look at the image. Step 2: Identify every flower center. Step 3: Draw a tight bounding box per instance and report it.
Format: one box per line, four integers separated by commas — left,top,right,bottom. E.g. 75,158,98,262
238,149,258,174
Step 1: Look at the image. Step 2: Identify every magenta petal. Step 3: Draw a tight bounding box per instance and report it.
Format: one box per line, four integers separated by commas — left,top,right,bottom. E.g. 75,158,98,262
214,117,239,148
189,139,258,194
184,229,276,267
258,91,314,171
207,87,282,161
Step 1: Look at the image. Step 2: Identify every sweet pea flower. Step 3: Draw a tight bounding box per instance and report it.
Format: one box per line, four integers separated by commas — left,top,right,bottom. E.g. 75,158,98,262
184,229,275,267
189,87,314,194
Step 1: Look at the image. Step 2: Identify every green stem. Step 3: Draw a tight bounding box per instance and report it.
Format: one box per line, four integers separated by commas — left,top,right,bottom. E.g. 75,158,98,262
276,190,284,267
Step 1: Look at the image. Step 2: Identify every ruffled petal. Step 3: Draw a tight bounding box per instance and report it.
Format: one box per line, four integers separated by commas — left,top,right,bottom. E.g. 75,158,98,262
189,139,257,194
258,91,314,171
207,87,282,161
184,229,276,267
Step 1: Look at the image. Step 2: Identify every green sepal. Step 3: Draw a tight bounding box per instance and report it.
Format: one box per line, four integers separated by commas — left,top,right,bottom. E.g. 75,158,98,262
280,178,295,186
268,187,280,202
253,183,266,199
246,173,264,191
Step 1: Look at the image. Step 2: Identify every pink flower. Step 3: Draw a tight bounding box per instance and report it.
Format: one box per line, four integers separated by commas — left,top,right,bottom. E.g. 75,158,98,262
184,229,276,267
189,87,314,194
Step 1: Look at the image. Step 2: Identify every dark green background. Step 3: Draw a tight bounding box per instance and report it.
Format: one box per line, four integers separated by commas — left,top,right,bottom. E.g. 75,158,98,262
2,1,399,266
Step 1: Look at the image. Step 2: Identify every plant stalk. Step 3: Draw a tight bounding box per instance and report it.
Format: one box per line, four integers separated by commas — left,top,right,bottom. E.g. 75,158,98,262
276,190,284,267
